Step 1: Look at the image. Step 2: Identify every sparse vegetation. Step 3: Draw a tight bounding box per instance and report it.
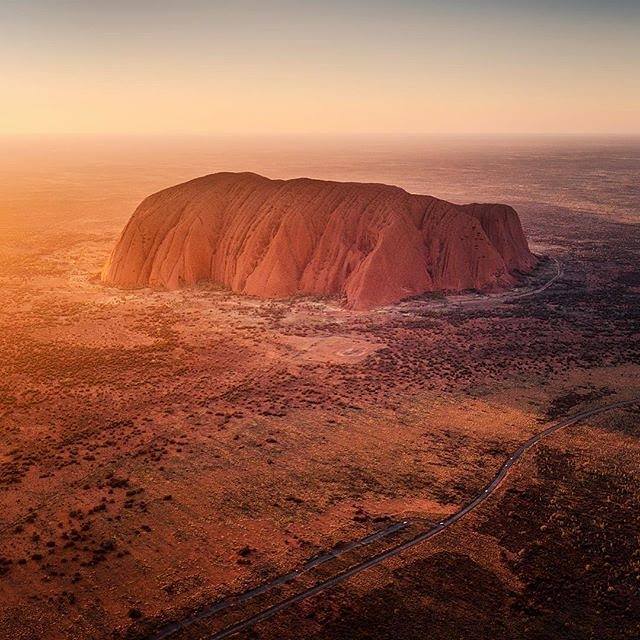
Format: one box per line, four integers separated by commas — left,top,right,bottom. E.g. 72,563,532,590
0,158,638,640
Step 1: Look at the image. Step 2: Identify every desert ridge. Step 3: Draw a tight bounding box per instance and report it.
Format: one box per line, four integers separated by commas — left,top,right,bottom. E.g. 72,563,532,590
102,172,537,309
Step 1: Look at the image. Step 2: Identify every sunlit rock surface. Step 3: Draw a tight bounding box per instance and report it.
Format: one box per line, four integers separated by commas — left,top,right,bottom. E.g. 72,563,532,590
102,172,537,309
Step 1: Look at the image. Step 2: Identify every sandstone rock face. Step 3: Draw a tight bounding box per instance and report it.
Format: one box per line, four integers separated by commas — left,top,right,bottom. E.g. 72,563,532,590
102,172,537,309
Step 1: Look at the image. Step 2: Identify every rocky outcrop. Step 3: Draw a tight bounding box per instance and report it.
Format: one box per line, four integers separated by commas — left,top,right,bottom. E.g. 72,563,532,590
102,172,537,309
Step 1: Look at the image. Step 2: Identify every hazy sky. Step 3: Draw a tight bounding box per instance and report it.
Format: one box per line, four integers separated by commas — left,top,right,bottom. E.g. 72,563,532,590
1,0,638,135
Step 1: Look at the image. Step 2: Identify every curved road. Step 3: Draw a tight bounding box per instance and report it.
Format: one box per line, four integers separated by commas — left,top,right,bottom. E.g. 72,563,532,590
456,255,563,306
507,255,563,300
393,255,562,316
150,396,638,640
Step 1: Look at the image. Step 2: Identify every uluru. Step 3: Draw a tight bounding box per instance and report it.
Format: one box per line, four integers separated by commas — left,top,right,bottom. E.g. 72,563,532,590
101,172,537,309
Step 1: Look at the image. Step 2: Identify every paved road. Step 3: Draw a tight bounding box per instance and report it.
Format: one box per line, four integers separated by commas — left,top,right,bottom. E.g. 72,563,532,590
150,521,409,640
149,254,626,639
202,397,638,640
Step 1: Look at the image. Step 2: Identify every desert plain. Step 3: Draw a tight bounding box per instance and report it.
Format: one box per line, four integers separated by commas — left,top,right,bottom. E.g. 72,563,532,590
0,136,639,640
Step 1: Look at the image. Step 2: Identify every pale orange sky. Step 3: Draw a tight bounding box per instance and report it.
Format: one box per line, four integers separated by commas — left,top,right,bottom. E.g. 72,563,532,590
1,1,639,136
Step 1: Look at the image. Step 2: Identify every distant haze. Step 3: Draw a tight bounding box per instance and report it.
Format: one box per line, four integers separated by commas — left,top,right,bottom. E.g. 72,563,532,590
1,0,638,136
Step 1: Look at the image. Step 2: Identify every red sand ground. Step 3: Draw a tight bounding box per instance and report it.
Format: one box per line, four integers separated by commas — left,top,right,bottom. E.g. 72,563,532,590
1,145,638,639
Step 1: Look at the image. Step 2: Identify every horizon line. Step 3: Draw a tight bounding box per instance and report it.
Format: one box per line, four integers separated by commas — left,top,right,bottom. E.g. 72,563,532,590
2,131,640,139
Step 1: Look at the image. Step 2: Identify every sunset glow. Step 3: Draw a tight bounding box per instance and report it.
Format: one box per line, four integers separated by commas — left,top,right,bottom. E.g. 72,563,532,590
2,0,639,135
